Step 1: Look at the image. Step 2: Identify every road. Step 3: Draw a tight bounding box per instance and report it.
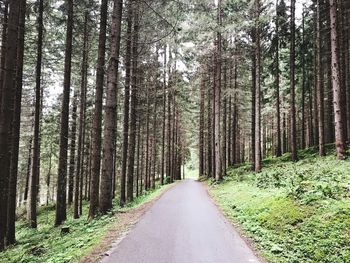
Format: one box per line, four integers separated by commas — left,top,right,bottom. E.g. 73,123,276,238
102,180,261,263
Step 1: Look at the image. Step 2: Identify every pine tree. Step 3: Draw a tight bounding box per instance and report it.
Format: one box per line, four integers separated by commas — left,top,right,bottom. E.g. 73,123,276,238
89,0,109,219
55,0,74,226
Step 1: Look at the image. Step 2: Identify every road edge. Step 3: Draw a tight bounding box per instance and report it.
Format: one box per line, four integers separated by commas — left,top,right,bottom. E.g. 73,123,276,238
79,183,178,263
202,181,268,263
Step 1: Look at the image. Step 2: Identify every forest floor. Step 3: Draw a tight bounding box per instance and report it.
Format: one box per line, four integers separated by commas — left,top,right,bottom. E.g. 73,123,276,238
0,184,173,263
208,145,350,263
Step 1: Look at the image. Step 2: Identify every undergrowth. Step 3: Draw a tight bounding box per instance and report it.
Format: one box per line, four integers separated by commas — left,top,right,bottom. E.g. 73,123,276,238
210,146,350,263
0,185,167,263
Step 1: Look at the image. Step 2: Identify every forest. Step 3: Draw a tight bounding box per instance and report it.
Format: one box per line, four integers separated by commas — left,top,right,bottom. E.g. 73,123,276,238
0,0,350,262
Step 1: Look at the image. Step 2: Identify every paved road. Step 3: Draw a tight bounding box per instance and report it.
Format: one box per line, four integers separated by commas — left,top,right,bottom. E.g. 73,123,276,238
102,180,261,263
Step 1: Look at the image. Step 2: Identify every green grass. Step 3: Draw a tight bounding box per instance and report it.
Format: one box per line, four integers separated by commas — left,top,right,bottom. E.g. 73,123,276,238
0,185,169,263
209,147,350,263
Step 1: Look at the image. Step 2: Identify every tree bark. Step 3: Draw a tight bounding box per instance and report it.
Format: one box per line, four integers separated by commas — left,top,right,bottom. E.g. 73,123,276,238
329,0,346,159
55,0,73,226
127,2,139,201
207,64,212,177
290,0,298,161
68,89,77,205
301,7,306,149
316,0,325,156
251,30,256,169
28,0,44,228
161,46,167,184
254,0,262,172
100,0,123,213
214,0,222,181
275,0,282,156
120,1,133,206
0,2,8,109
7,0,26,244
74,10,89,219
199,70,205,177
88,0,109,219
0,0,21,249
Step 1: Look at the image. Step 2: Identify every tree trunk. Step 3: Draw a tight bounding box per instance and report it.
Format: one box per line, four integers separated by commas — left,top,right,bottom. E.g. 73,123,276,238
160,46,167,184
88,0,108,219
222,59,227,175
100,0,123,214
55,0,73,226
28,0,44,228
68,89,77,205
151,84,157,189
254,0,262,172
145,82,151,189
316,0,325,156
207,64,212,177
199,70,205,176
120,1,133,206
0,0,21,249
301,7,306,149
7,0,26,244
290,0,298,161
127,2,139,202
214,0,222,181
330,0,346,159
275,0,282,156
136,119,141,196
74,10,89,219
0,3,8,109
46,144,53,205
166,48,172,183
251,30,256,169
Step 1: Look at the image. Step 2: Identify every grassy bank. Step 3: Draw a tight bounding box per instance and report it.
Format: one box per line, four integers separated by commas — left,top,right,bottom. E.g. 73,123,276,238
209,146,350,263
0,185,169,263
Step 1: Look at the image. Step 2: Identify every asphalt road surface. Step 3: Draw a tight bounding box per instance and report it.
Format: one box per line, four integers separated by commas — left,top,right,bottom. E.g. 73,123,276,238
102,179,261,263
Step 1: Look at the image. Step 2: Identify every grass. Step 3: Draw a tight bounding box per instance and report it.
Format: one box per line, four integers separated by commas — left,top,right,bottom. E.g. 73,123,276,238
209,146,350,263
0,184,169,263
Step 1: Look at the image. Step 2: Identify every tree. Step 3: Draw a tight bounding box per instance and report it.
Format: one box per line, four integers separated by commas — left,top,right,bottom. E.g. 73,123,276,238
160,46,167,184
316,0,325,156
329,0,346,159
127,0,140,202
68,90,78,206
254,0,262,172
74,10,89,219
289,0,298,162
0,2,8,109
120,0,133,206
301,6,306,149
100,0,123,213
55,0,73,226
89,0,109,219
7,0,26,244
275,0,282,156
199,70,205,176
28,0,44,228
0,0,22,250
214,0,222,181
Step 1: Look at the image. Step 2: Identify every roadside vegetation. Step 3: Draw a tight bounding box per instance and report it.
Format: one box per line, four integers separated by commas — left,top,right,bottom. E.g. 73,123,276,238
0,185,168,263
209,146,350,263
